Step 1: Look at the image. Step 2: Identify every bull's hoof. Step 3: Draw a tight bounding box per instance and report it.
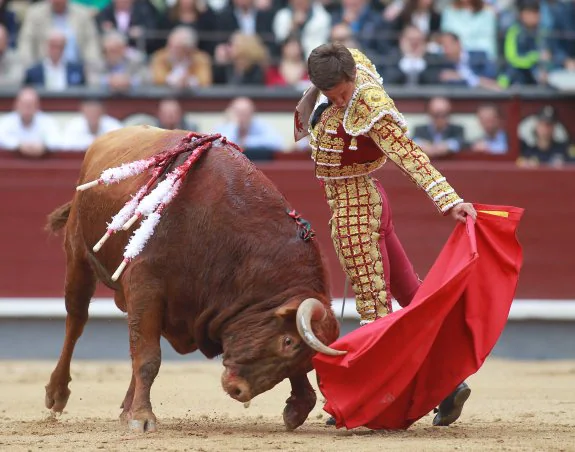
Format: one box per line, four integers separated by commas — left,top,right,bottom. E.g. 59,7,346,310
128,418,157,433
121,410,158,433
282,394,316,431
45,383,71,413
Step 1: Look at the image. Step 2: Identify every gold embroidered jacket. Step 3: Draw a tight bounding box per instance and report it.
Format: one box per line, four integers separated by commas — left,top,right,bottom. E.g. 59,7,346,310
308,49,463,213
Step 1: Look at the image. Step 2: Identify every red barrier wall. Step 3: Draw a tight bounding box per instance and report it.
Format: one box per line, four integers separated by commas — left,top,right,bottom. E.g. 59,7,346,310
0,158,572,299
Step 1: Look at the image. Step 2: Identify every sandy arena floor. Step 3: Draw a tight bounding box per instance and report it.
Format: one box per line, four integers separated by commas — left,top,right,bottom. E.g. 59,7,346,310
0,358,574,452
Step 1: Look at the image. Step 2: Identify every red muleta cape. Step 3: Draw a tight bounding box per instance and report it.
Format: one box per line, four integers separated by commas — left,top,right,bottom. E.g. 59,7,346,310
313,204,524,430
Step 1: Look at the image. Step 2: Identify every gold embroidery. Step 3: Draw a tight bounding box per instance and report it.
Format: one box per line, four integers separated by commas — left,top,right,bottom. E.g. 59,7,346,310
350,136,357,150
344,85,406,137
349,49,379,76
324,176,390,322
315,160,386,179
368,120,463,212
325,114,340,134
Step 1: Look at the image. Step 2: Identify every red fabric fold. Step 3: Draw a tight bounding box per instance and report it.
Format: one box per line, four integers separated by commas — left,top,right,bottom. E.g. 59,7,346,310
313,203,524,430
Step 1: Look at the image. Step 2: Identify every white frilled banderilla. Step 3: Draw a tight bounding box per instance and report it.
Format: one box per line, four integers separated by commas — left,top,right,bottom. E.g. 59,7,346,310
77,132,242,281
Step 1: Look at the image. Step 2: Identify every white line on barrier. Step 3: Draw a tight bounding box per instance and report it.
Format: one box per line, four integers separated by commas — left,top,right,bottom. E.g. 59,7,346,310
0,298,575,321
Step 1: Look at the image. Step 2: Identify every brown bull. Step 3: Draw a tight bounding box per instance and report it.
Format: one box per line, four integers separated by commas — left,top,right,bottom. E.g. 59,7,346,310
45,126,344,433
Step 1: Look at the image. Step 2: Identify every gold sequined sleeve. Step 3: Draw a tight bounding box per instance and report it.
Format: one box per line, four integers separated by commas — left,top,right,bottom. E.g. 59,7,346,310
368,119,463,213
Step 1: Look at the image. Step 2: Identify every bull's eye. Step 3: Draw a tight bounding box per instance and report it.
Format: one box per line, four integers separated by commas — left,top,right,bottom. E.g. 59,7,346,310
283,336,293,347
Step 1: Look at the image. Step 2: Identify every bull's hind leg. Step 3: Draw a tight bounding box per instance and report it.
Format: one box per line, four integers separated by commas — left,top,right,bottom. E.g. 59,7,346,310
45,257,96,413
122,278,163,433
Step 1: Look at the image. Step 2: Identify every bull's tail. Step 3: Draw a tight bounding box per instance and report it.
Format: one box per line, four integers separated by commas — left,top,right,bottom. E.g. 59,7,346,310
45,201,72,234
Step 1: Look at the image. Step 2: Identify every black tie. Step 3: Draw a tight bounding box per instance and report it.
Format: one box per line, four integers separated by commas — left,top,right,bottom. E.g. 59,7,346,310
310,100,332,128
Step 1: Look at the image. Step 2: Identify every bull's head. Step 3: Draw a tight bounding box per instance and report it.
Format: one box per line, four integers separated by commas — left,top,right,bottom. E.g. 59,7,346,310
220,297,345,404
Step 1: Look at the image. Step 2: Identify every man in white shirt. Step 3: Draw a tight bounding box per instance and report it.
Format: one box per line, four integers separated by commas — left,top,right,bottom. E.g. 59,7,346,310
0,87,61,157
215,96,284,160
44,31,67,90
23,29,85,90
62,99,123,151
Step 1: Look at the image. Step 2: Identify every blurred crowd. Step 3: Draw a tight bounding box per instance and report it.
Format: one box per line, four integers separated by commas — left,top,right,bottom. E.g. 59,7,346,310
0,0,573,166
0,87,291,160
0,0,574,91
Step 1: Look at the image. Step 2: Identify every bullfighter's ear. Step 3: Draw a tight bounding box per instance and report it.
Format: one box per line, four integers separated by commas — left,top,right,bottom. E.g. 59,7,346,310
274,298,302,318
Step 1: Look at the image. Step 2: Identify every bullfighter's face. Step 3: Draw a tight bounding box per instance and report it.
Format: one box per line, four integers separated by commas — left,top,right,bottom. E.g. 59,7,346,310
322,79,356,109
219,297,339,403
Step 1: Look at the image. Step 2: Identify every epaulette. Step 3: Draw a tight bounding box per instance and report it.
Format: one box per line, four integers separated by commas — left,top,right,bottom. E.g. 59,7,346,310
343,84,408,137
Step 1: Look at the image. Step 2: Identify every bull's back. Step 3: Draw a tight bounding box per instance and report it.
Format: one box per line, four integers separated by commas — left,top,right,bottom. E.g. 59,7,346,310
80,126,189,182
66,126,191,274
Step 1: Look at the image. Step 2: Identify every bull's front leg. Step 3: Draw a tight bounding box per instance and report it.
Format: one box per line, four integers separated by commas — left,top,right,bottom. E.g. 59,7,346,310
123,289,163,433
283,374,317,431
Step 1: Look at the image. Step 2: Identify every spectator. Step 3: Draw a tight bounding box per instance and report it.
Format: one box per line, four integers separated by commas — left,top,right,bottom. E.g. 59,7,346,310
331,0,390,58
0,24,23,87
329,22,361,49
500,1,549,87
150,26,212,88
214,96,284,160
380,25,440,85
272,0,331,58
160,0,218,56
519,106,569,168
96,0,159,54
213,32,268,85
0,87,61,157
215,0,275,53
155,98,197,130
18,0,102,67
265,38,311,89
62,98,123,150
87,31,148,91
412,96,466,158
540,0,572,64
24,29,86,90
471,103,508,154
389,0,441,43
435,32,499,89
71,0,112,13
542,1,575,90
0,0,18,48
440,0,497,61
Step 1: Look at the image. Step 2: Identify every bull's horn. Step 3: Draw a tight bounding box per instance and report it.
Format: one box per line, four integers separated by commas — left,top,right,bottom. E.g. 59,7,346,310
296,298,347,356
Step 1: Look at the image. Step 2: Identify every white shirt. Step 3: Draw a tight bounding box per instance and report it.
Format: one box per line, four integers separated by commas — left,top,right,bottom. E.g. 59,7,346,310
62,115,123,151
115,11,131,33
411,11,431,36
0,111,61,150
234,8,256,35
43,59,67,91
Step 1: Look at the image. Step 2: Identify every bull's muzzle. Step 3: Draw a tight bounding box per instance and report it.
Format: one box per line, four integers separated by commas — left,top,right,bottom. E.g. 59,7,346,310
296,298,347,356
221,368,252,403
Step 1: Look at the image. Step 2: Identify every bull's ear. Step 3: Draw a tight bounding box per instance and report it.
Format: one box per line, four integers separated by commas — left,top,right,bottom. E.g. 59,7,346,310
274,298,302,318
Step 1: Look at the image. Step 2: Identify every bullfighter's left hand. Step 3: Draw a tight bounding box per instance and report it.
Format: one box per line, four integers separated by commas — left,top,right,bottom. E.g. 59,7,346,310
449,202,477,223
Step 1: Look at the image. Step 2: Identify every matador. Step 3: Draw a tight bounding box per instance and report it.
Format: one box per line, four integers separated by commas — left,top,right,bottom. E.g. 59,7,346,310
294,43,477,427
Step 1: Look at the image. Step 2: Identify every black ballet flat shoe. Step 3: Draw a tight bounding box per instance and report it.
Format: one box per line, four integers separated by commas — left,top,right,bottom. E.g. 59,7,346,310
432,382,471,427
325,416,336,426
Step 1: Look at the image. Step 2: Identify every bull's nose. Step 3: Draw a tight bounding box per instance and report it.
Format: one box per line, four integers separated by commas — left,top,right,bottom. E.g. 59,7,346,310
222,373,252,403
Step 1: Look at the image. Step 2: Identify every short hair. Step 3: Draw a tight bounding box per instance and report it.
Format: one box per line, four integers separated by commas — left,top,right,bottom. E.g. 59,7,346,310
519,0,540,13
307,43,356,91
102,30,128,47
442,32,460,43
169,26,198,48
47,28,67,42
477,103,501,117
